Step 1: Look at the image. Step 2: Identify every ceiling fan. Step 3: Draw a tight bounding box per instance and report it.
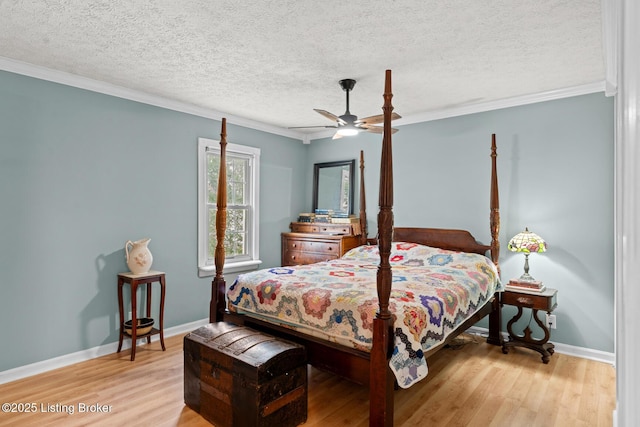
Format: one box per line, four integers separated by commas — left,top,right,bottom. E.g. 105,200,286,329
290,78,401,139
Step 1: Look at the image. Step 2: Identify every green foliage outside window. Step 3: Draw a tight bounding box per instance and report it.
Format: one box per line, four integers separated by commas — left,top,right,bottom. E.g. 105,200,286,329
206,153,249,261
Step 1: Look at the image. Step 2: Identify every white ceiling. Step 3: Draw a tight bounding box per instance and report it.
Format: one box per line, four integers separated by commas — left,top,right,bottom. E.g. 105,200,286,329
0,1,606,140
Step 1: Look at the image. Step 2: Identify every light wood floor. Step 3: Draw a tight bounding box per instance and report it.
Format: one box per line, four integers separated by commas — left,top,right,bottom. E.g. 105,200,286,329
0,333,615,427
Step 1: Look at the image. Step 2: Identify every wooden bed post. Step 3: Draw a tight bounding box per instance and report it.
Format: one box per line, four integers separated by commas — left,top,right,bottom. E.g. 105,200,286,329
210,118,228,323
370,70,395,427
359,150,368,245
489,133,500,269
487,133,503,346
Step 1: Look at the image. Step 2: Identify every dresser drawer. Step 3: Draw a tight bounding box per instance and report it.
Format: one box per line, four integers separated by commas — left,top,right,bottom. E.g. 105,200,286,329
289,222,356,235
316,225,351,234
282,250,339,266
285,239,339,254
290,223,321,233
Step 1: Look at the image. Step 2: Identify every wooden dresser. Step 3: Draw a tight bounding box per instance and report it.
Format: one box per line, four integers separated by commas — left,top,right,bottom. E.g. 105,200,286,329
281,222,362,266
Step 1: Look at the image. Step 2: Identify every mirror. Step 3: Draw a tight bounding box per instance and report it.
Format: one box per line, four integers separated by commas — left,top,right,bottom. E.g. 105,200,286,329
312,159,355,215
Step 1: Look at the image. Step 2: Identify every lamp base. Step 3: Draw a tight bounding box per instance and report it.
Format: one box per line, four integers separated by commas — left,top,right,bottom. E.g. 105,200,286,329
518,272,537,282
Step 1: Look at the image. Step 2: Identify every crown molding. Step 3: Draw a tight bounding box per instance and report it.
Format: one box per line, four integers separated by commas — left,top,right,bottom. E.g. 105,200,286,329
307,81,606,141
392,82,606,127
1,56,605,144
0,56,306,141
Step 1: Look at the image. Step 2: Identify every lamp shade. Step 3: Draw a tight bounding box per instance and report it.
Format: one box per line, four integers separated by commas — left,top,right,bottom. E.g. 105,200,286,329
508,227,547,253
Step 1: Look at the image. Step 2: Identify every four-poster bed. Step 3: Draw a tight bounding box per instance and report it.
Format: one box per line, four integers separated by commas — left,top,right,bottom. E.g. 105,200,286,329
206,70,502,426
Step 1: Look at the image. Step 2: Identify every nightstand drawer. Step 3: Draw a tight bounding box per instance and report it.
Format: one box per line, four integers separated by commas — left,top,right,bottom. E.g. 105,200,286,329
501,288,557,311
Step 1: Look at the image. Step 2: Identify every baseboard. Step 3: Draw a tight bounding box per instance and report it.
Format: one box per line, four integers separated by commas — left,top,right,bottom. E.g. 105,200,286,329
1,321,614,385
467,326,616,366
0,318,210,385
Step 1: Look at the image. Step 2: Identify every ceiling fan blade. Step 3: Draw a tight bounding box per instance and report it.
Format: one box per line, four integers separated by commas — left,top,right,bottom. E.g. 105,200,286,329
314,109,347,125
359,125,399,134
288,125,339,129
355,112,402,125
332,132,344,140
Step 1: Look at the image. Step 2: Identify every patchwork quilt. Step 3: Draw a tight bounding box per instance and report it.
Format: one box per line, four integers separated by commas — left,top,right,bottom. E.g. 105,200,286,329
227,242,501,388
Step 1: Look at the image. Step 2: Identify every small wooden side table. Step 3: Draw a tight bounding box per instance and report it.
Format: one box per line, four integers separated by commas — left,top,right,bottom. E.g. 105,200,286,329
117,270,166,361
501,287,557,363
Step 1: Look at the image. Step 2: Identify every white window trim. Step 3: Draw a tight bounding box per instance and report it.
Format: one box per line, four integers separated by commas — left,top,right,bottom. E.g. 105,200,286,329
197,137,262,277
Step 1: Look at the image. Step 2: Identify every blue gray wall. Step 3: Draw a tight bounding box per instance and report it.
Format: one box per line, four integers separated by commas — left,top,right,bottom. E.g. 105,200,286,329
307,93,615,353
0,69,613,374
0,71,307,372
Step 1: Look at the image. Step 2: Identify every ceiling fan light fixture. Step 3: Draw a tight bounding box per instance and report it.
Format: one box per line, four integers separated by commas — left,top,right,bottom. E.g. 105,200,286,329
336,126,359,136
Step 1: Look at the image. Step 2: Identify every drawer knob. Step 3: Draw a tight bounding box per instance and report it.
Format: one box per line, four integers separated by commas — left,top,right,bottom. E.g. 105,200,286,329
516,296,534,307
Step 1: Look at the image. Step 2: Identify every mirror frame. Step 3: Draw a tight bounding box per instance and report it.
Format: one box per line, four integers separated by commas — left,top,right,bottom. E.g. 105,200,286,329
312,159,356,215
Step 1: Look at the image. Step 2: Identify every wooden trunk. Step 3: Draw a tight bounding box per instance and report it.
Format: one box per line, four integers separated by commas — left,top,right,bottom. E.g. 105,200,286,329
184,322,307,427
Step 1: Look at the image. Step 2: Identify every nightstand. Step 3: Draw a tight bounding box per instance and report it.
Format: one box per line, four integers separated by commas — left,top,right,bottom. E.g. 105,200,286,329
117,271,166,361
501,287,557,363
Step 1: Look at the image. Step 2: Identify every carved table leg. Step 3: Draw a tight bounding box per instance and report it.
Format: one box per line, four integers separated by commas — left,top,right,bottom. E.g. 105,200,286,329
502,307,555,364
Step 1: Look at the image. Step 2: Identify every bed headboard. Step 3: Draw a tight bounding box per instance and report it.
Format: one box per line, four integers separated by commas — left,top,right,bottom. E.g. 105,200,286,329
393,227,491,255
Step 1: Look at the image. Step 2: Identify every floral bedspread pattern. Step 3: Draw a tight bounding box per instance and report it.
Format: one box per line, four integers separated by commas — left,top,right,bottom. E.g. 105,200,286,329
227,242,500,388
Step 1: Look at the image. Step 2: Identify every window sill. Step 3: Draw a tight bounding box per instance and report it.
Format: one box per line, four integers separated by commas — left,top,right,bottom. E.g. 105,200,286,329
198,259,263,278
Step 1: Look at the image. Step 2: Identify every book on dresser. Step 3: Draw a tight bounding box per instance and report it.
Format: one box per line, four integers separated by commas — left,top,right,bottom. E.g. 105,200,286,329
314,214,331,223
314,209,334,215
331,212,350,218
297,212,315,222
505,279,546,293
330,216,359,224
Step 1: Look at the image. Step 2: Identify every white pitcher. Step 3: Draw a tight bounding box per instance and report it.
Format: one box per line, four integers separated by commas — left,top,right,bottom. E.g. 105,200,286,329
125,238,153,274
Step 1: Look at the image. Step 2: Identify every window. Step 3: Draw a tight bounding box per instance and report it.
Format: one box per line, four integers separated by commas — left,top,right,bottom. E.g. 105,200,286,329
198,137,261,276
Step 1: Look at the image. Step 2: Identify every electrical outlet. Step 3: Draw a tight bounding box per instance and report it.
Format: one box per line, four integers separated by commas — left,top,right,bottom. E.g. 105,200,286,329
546,313,557,329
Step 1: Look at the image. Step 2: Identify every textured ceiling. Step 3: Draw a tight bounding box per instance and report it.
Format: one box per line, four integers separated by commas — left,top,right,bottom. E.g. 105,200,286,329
0,1,604,138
